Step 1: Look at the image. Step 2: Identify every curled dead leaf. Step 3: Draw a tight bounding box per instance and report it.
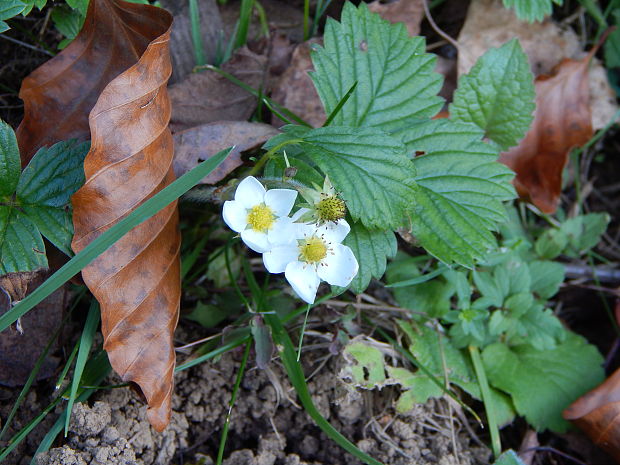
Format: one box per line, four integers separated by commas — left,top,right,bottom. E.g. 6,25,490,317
498,54,594,214
169,47,267,133
16,0,170,165
173,121,279,184
45,0,179,432
564,367,620,462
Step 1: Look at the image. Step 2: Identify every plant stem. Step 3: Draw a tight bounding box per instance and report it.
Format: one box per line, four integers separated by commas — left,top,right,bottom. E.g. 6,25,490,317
468,345,501,459
189,0,206,66
248,139,303,176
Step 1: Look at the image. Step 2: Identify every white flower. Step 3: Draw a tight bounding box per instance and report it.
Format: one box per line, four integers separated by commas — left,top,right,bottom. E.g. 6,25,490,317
262,220,359,304
223,176,298,253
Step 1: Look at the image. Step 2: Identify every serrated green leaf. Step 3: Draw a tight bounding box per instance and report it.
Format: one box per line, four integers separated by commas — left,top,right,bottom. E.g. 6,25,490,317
562,213,610,257
473,270,503,307
528,260,564,299
21,0,47,16
402,119,515,266
386,253,454,317
0,120,20,197
398,320,514,424
15,140,89,254
482,332,604,432
65,0,88,16
344,221,396,293
450,39,535,151
0,207,47,274
300,125,415,229
493,450,526,465
501,0,563,22
604,10,620,68
51,5,83,42
310,2,443,133
0,0,26,22
343,341,387,388
534,228,568,259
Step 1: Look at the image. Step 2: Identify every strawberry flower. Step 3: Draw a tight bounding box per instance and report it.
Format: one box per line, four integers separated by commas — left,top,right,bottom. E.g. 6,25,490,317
222,176,298,253
262,220,359,303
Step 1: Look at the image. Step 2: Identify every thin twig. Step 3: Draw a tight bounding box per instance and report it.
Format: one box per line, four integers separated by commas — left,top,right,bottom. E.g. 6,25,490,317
422,0,460,53
0,34,53,56
564,263,620,283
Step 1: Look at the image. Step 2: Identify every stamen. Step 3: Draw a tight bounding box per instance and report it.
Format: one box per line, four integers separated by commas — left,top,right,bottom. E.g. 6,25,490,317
299,236,328,264
246,204,275,233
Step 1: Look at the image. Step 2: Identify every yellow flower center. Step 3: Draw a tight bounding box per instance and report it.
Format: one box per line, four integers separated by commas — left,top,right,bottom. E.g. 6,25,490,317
316,195,346,223
299,236,328,264
246,204,275,233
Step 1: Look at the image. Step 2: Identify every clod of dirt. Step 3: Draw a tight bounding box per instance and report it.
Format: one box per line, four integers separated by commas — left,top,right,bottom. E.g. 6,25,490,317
34,344,487,465
169,47,267,133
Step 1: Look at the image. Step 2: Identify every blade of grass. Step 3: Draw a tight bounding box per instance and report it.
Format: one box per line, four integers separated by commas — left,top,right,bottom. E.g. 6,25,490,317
303,0,310,40
264,312,384,465
64,300,100,436
311,0,333,37
216,337,251,465
176,335,248,371
1,351,110,462
189,0,206,66
469,345,501,460
181,232,211,280
0,148,232,332
55,338,80,390
198,65,311,127
234,0,253,48
322,81,357,127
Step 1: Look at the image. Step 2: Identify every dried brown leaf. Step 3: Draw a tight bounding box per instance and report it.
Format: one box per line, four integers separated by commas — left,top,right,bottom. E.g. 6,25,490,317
271,39,325,128
16,0,170,165
367,0,424,37
564,367,620,462
169,47,267,133
173,121,279,184
25,0,181,432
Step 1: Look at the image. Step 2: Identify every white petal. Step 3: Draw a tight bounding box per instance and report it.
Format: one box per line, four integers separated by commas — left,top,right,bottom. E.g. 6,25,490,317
268,217,297,245
264,189,298,217
317,244,358,287
235,176,266,209
263,245,299,274
285,261,321,304
319,219,351,244
291,207,310,222
240,229,271,253
222,200,248,233
296,222,319,239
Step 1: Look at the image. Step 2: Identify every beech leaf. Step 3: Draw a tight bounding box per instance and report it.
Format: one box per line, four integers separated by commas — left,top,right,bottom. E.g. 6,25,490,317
16,0,171,164
498,52,595,213
17,0,178,431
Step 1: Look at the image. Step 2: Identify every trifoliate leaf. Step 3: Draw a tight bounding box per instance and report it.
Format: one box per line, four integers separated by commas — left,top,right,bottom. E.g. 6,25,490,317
528,260,564,299
402,119,515,266
344,221,396,293
386,253,454,318
562,213,610,257
482,332,604,432
535,228,568,259
51,5,83,42
501,0,563,22
310,2,443,133
0,120,20,197
450,39,535,151
16,140,89,255
0,207,47,274
300,126,415,229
